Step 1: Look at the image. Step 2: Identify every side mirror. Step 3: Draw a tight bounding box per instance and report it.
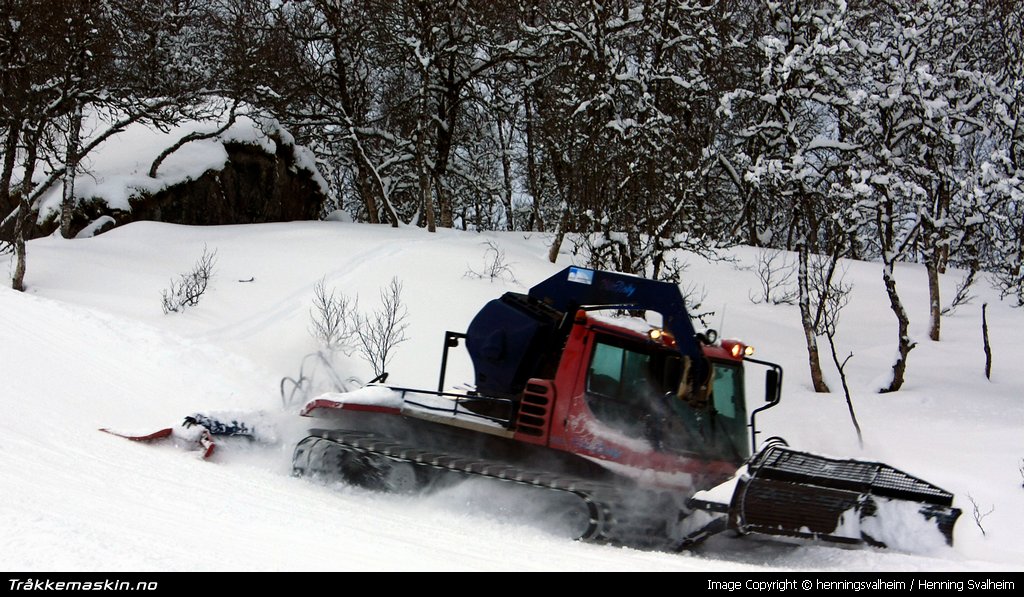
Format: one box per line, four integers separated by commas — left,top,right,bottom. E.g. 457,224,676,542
765,369,780,403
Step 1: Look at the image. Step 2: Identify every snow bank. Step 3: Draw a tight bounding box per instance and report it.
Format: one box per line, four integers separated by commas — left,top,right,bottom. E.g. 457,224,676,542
861,498,950,555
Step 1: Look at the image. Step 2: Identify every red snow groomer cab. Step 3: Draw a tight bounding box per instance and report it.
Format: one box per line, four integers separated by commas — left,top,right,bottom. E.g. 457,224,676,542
294,266,960,550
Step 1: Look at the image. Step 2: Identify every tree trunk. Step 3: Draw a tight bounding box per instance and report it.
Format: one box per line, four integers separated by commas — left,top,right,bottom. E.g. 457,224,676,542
982,303,992,380
436,180,452,229
13,199,31,292
13,131,38,292
880,260,916,392
60,102,83,239
744,195,758,246
355,157,380,224
798,242,830,392
0,118,22,216
523,89,544,232
346,126,399,227
416,68,435,232
925,177,950,340
547,203,570,264
419,158,435,233
417,123,435,232
927,258,941,341
431,77,458,230
496,119,515,231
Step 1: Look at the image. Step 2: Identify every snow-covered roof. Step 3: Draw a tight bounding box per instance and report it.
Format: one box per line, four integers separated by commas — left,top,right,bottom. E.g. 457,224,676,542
33,105,328,224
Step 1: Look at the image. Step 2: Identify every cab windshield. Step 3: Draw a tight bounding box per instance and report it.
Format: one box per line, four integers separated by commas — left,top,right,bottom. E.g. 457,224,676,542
706,360,750,460
585,335,749,462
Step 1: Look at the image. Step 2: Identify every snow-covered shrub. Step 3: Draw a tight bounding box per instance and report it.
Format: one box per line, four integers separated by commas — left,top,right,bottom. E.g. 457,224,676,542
309,277,358,353
968,494,995,537
356,277,409,378
161,245,217,314
299,275,409,381
464,241,518,284
748,248,796,306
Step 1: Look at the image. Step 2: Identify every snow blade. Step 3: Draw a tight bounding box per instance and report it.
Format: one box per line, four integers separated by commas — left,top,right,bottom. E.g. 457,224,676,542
99,427,174,442
99,427,216,460
728,445,961,548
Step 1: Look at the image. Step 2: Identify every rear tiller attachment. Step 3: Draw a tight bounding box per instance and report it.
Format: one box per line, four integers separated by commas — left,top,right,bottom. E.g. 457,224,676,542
727,445,961,547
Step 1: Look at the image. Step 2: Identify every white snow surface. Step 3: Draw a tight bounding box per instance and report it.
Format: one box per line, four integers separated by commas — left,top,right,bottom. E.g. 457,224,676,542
2,221,1023,571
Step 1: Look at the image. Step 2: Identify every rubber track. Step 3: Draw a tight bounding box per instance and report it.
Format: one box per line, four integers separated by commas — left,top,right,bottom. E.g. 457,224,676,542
294,430,680,548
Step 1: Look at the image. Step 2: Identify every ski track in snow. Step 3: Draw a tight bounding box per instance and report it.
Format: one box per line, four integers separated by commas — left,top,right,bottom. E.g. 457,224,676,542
1,222,1022,571
195,234,435,346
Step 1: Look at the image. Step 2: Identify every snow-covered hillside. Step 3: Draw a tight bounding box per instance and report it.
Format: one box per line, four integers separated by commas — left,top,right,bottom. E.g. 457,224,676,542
1,222,1022,571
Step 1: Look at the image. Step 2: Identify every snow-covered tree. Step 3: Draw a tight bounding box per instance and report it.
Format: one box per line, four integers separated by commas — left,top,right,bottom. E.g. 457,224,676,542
978,1,1024,306
527,0,746,276
716,0,859,391
0,0,235,289
834,0,995,390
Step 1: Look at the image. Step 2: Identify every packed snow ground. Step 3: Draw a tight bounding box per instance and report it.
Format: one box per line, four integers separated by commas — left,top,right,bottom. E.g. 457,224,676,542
2,221,1022,571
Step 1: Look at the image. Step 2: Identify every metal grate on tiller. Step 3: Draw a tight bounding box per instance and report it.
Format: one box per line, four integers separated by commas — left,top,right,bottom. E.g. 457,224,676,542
752,445,954,506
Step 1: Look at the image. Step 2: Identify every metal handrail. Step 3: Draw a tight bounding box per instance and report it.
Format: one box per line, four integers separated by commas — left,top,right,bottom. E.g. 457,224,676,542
388,385,517,427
